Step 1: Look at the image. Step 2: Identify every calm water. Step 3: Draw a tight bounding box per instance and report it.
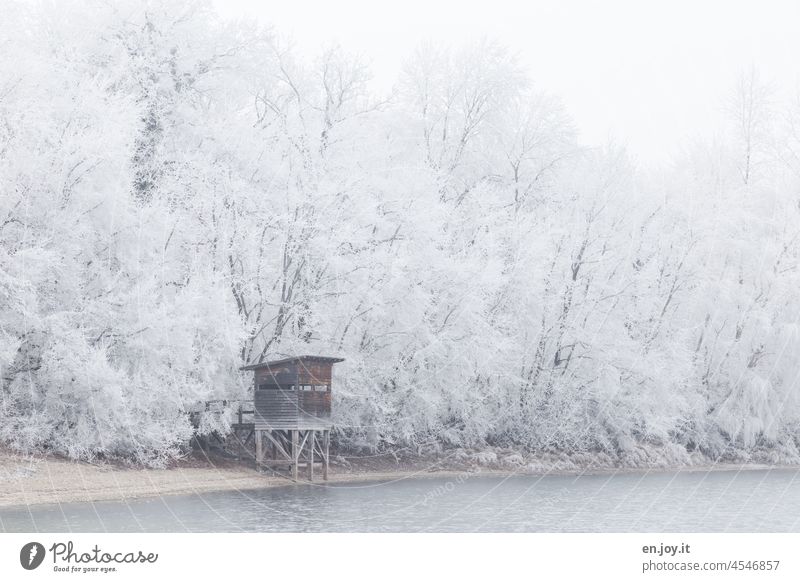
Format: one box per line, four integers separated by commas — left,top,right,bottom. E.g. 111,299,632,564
2,469,799,532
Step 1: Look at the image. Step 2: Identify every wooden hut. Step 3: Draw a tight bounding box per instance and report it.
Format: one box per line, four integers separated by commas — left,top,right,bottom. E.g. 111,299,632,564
240,355,344,481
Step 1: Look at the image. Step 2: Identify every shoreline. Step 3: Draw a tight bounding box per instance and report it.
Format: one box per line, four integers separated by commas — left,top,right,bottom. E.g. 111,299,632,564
1,449,795,510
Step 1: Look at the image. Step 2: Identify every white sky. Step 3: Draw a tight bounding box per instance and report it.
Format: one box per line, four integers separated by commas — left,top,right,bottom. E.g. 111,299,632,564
213,0,800,167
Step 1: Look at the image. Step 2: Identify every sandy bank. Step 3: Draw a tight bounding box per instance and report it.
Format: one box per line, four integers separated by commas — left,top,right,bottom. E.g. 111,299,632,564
0,449,488,509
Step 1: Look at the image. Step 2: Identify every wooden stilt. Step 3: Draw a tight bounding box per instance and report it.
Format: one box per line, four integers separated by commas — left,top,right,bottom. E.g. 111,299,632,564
255,430,263,469
291,430,299,481
323,430,330,481
308,431,315,481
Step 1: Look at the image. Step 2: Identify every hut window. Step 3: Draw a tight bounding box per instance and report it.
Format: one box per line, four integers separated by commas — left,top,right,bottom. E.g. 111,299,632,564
314,385,328,392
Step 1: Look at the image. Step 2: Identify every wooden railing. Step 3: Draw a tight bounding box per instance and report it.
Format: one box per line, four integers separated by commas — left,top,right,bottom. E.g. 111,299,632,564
188,399,255,427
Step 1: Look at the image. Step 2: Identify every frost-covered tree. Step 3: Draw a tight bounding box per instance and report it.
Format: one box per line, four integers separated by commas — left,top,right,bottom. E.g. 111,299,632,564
3,0,800,466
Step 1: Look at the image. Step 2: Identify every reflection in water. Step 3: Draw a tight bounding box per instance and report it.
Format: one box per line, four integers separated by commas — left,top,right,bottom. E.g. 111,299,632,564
1,469,799,532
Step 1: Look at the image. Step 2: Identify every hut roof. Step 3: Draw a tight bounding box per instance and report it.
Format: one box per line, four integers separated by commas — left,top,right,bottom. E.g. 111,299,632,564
239,355,345,371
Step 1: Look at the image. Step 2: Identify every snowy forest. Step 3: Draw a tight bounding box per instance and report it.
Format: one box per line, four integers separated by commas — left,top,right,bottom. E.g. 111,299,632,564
3,0,800,467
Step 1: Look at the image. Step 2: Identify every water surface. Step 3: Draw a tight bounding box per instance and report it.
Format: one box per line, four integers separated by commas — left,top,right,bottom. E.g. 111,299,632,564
2,468,799,532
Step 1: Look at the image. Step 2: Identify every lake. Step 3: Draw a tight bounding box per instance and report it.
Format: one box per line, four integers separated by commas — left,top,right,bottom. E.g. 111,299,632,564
2,468,799,532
